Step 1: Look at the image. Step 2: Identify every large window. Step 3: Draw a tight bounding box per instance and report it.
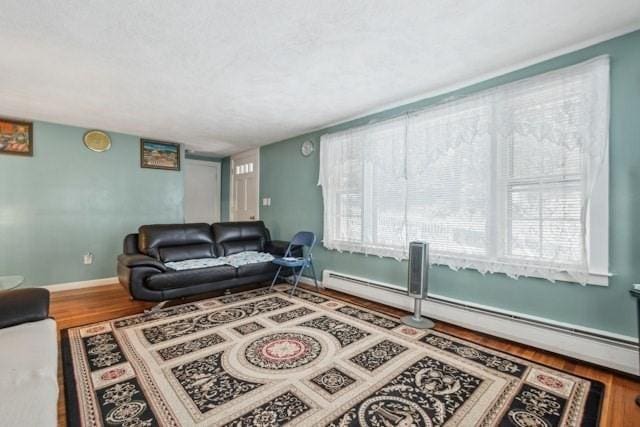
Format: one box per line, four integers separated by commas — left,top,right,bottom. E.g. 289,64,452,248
319,57,609,285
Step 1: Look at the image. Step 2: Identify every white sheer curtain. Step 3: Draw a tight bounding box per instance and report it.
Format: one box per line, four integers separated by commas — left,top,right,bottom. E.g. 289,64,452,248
406,95,492,264
318,56,609,283
319,117,407,259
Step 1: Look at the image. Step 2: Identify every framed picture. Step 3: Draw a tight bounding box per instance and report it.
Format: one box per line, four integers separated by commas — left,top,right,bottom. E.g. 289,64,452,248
140,139,180,171
0,118,33,156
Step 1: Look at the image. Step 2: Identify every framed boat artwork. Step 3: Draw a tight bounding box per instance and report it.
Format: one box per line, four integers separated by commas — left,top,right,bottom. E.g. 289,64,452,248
140,139,180,171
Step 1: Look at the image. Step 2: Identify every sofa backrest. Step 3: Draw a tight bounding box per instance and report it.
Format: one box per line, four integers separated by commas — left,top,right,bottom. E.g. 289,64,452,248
212,221,269,256
138,223,215,262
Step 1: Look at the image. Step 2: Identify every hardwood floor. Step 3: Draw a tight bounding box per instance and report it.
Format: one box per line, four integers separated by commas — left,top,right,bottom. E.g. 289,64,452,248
52,282,640,426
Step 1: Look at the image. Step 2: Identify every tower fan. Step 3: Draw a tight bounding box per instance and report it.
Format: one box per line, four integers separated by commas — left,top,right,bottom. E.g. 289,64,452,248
401,241,434,329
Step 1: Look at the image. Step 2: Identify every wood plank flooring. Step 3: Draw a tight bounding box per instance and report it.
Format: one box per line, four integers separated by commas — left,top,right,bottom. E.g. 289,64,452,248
51,282,640,426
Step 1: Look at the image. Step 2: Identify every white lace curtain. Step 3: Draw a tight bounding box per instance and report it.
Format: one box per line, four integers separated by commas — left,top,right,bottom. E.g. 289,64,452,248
318,56,609,284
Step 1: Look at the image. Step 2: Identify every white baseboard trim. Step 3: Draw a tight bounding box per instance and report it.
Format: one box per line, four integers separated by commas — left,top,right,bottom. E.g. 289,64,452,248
43,277,118,292
300,274,639,375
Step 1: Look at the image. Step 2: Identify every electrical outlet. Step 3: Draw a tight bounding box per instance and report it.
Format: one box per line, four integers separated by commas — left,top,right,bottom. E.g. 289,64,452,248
84,252,94,265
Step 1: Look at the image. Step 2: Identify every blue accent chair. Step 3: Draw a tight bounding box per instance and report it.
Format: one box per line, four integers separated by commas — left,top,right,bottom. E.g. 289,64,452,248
269,231,319,295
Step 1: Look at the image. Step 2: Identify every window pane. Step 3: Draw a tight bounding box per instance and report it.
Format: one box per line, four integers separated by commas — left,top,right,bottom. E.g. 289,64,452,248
407,100,491,257
324,132,364,247
508,84,586,180
506,185,583,265
509,219,541,258
364,119,407,251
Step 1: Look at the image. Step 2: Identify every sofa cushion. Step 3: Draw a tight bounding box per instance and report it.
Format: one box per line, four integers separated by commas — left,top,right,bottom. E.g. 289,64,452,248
0,318,57,427
219,240,264,256
237,261,279,277
158,244,215,263
145,265,237,291
138,223,215,260
212,221,268,256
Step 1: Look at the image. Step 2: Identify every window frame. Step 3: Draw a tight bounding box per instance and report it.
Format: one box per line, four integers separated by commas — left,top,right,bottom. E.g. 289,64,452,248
319,58,610,286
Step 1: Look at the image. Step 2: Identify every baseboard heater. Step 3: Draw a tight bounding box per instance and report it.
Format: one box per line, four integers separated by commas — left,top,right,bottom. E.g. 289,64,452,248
323,271,636,349
425,294,635,348
324,271,407,293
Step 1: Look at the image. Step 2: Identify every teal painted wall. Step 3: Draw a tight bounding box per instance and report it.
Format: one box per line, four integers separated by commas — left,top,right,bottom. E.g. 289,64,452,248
0,121,184,286
260,30,640,337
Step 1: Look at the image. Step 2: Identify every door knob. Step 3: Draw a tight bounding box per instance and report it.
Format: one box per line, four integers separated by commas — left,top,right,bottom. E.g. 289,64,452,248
250,216,256,220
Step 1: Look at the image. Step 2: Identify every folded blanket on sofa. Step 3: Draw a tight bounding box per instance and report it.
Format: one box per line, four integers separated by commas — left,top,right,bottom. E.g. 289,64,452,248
164,257,228,271
164,251,275,271
221,251,275,268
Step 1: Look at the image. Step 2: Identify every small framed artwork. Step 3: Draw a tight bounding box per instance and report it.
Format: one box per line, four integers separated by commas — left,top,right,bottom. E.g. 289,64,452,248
140,139,180,171
0,118,33,156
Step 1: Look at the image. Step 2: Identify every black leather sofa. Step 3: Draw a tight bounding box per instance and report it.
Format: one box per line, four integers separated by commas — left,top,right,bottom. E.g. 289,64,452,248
117,221,297,302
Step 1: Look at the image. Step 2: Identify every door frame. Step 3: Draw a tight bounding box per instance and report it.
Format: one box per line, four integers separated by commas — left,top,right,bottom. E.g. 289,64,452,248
184,159,222,223
230,148,260,221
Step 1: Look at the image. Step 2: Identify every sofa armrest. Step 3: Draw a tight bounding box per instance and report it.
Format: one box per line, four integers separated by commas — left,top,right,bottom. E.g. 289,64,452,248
265,240,303,257
118,254,167,272
123,233,141,255
0,288,50,329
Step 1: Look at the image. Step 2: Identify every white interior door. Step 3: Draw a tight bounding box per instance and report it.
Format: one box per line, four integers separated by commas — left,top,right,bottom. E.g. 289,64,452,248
231,149,259,221
184,160,221,223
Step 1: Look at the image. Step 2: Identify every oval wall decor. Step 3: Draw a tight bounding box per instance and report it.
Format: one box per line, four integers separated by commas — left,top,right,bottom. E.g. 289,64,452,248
301,140,314,157
83,130,111,152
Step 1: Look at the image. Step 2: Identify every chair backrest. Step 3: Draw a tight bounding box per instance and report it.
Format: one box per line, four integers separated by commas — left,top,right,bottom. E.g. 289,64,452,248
287,231,316,257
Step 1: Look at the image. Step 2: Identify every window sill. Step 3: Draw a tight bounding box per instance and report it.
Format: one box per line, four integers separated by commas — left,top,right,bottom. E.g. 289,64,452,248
323,242,610,286
431,254,610,287
545,271,610,286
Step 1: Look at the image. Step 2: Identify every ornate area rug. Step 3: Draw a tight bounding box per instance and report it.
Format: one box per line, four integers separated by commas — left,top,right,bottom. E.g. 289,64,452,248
62,285,603,426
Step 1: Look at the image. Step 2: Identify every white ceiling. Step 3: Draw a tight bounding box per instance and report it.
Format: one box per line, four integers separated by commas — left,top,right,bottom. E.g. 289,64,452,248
1,1,639,156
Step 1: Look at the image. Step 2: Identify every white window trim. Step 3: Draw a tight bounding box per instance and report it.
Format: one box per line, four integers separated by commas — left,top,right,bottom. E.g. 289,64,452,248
584,143,609,286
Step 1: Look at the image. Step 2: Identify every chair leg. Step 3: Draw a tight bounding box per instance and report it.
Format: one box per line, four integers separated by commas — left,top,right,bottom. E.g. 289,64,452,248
144,300,168,314
309,261,319,289
269,266,283,291
289,267,305,296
